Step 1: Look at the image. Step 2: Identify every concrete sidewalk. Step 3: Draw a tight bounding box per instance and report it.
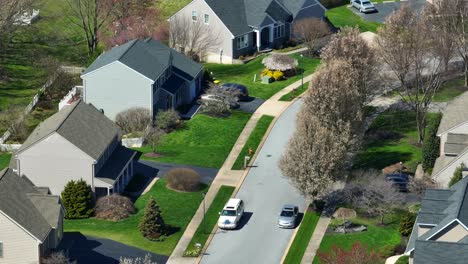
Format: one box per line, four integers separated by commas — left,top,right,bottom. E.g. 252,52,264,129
167,73,316,264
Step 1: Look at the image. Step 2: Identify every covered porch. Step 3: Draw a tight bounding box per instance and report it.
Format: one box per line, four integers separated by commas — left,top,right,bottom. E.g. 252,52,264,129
254,25,274,51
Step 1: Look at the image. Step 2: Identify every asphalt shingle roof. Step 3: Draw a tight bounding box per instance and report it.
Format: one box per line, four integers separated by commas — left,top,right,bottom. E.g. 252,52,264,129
437,91,468,135
0,169,61,242
95,146,136,185
414,240,468,264
18,100,120,160
83,39,202,81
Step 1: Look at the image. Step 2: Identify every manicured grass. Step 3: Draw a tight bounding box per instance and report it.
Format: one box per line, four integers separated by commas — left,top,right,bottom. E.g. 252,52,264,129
433,76,467,102
279,83,309,101
64,179,209,256
313,215,401,264
354,110,439,172
156,0,191,18
184,186,235,256
283,210,321,264
274,44,305,53
231,115,274,170
205,55,321,99
0,153,11,170
136,111,252,168
326,6,382,32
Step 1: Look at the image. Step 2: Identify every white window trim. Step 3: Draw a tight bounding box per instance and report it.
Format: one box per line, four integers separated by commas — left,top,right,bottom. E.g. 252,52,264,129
204,14,210,24
237,34,249,50
192,11,198,22
274,23,285,39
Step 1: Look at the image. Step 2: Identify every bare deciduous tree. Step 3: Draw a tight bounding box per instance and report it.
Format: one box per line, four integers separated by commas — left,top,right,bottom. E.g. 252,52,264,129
169,15,220,61
292,18,330,56
347,170,404,224
321,27,379,106
199,83,240,116
376,6,445,143
115,107,152,135
119,253,156,264
0,105,27,140
145,126,166,154
0,0,32,36
279,60,365,200
66,0,116,54
42,251,76,264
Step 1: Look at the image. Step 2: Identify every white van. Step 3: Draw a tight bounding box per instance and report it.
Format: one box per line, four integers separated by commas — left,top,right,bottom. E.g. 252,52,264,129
218,198,244,229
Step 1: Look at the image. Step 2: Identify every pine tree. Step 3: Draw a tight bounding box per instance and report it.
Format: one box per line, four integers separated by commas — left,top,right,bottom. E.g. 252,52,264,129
61,179,94,219
139,196,166,241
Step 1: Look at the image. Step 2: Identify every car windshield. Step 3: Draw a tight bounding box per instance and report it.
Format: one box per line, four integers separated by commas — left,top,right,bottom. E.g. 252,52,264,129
221,209,236,216
281,210,294,217
362,1,371,4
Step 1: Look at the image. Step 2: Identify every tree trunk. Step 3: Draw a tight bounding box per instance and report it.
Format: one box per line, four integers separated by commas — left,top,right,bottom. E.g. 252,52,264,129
465,61,468,87
380,214,385,225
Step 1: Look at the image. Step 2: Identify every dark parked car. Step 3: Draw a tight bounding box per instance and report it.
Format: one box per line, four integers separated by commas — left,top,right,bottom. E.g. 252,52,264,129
385,173,409,192
221,83,249,100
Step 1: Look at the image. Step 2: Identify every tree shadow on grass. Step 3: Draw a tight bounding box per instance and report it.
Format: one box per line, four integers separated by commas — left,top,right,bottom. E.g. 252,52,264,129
353,151,413,170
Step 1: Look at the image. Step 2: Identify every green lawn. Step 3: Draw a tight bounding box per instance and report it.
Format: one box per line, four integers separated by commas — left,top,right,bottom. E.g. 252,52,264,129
283,210,321,264
0,153,11,170
156,0,191,18
65,179,209,256
433,76,467,102
354,110,439,172
205,55,321,99
231,115,274,170
136,111,252,168
326,6,382,32
279,82,309,101
184,186,235,256
313,216,401,264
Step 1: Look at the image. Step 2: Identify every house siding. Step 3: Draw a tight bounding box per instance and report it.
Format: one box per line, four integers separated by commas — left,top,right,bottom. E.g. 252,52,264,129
232,32,257,59
83,62,153,121
433,151,468,187
272,22,291,49
16,133,95,195
0,212,39,264
170,0,234,63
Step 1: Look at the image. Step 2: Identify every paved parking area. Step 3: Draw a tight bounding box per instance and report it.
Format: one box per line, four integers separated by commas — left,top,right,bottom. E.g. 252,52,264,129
135,160,219,184
349,0,427,23
58,232,168,264
238,97,266,113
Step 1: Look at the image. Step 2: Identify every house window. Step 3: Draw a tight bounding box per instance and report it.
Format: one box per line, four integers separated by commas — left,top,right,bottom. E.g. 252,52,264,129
274,23,285,39
204,14,210,24
0,242,3,258
237,34,249,50
192,11,198,21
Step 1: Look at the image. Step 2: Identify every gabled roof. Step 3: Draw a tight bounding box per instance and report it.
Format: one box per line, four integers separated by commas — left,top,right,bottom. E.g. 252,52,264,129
0,169,62,242
82,39,202,81
437,92,468,135
414,240,468,264
17,100,120,160
203,0,325,36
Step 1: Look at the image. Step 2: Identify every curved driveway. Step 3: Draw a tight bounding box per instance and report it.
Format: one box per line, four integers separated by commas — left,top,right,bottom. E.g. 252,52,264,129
201,100,305,264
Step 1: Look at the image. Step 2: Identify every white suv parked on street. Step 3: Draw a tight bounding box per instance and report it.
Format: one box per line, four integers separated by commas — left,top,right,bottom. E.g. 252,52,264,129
218,198,244,229
351,0,376,13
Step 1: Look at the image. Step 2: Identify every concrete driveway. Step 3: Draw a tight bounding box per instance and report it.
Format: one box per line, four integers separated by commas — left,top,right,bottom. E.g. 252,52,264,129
201,100,305,264
349,0,427,23
237,97,266,113
58,232,168,264
135,160,219,184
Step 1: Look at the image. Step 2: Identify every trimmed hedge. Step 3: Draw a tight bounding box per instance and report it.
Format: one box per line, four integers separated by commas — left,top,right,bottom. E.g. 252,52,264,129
399,212,416,237
422,113,442,171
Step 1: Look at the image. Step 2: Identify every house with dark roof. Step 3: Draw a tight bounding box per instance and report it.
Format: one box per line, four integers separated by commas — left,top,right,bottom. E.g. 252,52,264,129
81,38,203,120
0,168,64,263
432,92,468,186
405,175,468,264
169,0,326,63
11,99,136,196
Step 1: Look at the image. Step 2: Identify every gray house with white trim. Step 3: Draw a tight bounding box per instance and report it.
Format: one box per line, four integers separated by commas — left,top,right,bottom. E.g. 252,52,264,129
0,168,64,264
12,99,136,196
405,175,468,264
170,0,326,64
81,38,203,121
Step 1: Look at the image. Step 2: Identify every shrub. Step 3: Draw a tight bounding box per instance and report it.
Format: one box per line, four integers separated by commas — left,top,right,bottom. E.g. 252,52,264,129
399,212,416,236
395,255,409,264
379,244,396,258
61,179,94,219
272,70,284,81
155,109,180,132
119,253,156,264
115,107,151,135
449,163,465,187
422,114,442,171
166,168,201,192
95,194,136,221
42,251,75,264
139,196,166,241
261,68,274,78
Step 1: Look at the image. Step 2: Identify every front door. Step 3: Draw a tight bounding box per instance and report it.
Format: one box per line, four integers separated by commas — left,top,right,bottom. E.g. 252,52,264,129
260,27,270,50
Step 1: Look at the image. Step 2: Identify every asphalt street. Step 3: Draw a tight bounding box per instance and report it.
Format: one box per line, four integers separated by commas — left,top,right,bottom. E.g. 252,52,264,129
201,100,305,264
349,0,427,23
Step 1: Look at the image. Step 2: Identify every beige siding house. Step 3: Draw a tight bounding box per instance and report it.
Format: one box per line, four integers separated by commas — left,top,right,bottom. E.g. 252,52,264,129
404,175,468,264
432,92,468,186
0,168,64,264
11,99,136,196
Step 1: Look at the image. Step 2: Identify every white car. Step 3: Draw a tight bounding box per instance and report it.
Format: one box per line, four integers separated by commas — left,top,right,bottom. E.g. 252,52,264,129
218,198,244,229
351,0,376,13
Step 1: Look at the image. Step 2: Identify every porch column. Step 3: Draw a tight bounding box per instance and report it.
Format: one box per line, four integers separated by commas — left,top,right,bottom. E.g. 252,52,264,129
255,30,261,51
269,26,274,45
107,187,110,196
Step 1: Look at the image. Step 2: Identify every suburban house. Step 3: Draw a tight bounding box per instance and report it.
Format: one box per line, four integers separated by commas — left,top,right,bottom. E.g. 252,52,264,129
169,0,326,63
432,92,468,186
11,99,136,196
81,38,203,121
404,175,468,264
0,168,64,264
